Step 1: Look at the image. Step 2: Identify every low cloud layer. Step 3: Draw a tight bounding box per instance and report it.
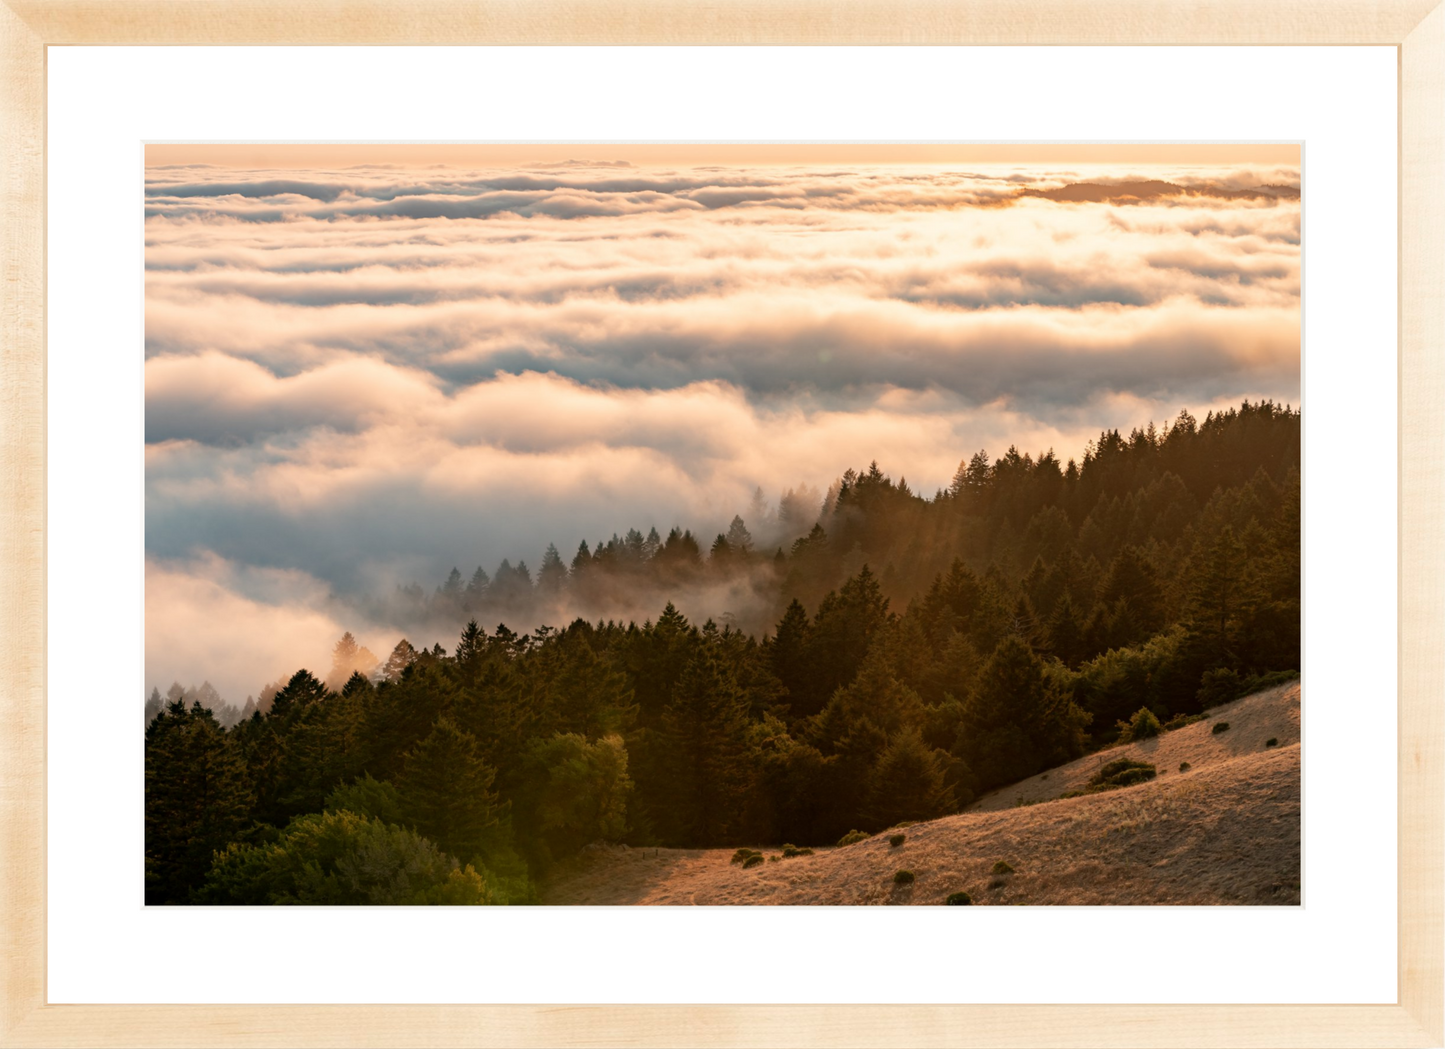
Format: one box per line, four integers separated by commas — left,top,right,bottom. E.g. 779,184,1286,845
145,156,1300,703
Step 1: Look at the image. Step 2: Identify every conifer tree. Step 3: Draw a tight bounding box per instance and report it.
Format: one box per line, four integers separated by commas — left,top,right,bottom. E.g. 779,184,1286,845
962,636,1087,791
145,700,252,903
726,515,754,554
268,668,328,721
537,544,568,595
380,638,418,683
769,599,813,715
656,645,754,844
864,728,956,829
1186,525,1254,670
396,717,503,864
455,619,485,669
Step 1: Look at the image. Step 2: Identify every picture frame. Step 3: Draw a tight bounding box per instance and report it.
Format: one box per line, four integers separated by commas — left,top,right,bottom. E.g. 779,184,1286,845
2,2,1440,1046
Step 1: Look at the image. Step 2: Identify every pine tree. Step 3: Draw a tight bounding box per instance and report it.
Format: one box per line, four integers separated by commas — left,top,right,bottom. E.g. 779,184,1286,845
268,668,328,721
466,566,490,598
1186,525,1254,670
145,700,252,903
553,639,637,738
1098,546,1165,642
656,645,754,844
144,687,163,725
726,515,754,554
537,544,568,595
329,632,359,691
326,632,377,692
806,565,891,704
864,728,956,829
380,638,418,683
396,717,503,864
455,619,485,669
962,636,1087,792
769,599,813,716
708,534,732,570
1045,594,1085,668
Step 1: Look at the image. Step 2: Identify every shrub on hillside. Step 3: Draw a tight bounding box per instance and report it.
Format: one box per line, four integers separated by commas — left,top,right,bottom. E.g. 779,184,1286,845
1179,761,1191,772
945,891,972,905
889,834,906,848
1073,626,1192,739
992,860,1014,875
893,870,915,885
836,830,870,847
1266,737,1279,748
730,848,760,865
1083,758,1157,793
1116,706,1163,743
782,844,814,858
1211,721,1231,735
742,854,765,869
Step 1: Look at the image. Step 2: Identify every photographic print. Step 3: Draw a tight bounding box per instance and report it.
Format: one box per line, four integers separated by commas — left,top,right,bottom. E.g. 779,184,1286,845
143,143,1301,906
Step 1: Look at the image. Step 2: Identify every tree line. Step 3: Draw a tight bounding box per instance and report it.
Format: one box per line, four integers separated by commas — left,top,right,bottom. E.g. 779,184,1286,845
146,400,1300,904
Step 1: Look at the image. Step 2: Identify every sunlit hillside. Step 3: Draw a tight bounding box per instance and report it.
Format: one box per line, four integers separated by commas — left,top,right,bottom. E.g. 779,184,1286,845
541,683,1300,905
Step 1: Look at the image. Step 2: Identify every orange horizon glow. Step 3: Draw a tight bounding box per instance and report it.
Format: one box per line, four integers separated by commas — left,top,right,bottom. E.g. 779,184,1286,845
145,142,1301,169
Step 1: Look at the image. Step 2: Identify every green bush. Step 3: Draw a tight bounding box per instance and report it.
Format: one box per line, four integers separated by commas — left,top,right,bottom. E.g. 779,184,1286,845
198,810,498,905
836,830,870,847
1179,762,1191,772
889,834,906,848
893,870,915,885
782,844,814,858
1082,758,1157,793
992,860,1014,875
1115,707,1163,743
742,854,765,869
730,848,760,865
1211,721,1231,735
325,774,405,825
945,891,972,905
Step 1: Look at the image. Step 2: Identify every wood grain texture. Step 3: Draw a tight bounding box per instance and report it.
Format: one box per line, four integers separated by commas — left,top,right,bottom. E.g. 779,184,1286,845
2,1,1441,1046
1400,4,1445,1045
0,1,46,1048
2,0,1441,45
0,1003,1442,1048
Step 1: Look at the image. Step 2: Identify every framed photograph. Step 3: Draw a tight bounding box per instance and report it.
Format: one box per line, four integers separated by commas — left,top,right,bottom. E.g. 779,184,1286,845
3,3,1441,1047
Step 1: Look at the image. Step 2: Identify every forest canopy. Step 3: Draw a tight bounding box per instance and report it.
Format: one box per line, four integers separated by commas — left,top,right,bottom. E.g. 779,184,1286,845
146,401,1300,905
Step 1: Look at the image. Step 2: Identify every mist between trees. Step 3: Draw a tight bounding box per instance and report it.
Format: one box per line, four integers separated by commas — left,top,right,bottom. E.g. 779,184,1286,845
146,400,1300,905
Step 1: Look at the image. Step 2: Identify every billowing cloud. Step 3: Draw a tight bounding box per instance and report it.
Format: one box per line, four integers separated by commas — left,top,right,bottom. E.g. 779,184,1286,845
145,156,1300,701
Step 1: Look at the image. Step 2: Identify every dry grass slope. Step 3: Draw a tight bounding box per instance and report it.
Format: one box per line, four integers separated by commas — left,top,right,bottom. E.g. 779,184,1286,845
541,683,1301,906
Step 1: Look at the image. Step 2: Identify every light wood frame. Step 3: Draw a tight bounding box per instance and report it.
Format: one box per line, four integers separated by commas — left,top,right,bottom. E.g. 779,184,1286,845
1,3,1440,1046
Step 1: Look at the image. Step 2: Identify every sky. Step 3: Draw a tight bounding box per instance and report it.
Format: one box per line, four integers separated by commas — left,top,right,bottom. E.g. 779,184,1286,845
144,144,1301,704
